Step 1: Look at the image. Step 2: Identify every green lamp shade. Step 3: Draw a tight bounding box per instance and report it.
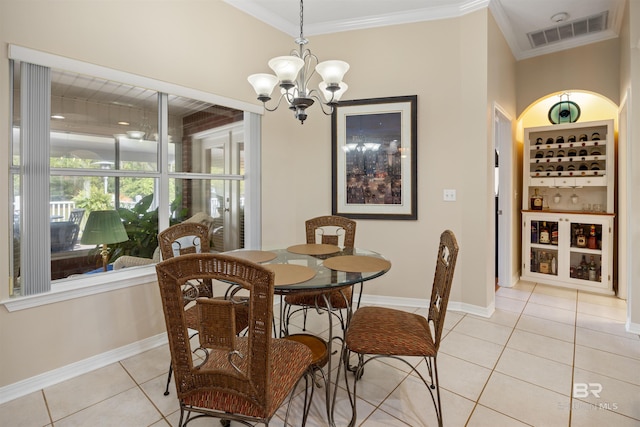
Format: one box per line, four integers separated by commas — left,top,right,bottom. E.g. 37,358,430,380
81,210,128,245
548,100,580,124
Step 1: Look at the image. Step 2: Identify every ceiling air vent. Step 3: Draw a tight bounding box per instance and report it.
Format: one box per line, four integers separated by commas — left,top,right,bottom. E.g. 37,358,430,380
527,11,608,48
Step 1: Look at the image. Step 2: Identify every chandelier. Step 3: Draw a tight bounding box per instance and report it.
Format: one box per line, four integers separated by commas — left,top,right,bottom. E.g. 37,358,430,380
247,0,349,124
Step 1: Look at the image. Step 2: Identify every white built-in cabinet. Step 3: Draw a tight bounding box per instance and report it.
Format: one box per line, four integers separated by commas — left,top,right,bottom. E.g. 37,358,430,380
521,120,615,294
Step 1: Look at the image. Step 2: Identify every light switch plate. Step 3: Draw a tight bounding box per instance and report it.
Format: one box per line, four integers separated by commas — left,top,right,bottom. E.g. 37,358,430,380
443,189,456,201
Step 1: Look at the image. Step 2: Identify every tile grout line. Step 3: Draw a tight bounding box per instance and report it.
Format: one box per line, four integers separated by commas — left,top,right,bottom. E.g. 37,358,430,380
118,361,170,426
41,389,54,426
567,289,579,427
462,284,537,426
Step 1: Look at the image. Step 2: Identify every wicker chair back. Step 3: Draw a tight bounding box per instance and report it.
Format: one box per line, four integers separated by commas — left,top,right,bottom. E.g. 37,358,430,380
155,254,312,424
158,222,211,260
305,215,356,248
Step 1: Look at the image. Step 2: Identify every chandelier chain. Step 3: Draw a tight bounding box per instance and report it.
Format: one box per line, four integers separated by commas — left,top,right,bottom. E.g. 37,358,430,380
299,0,304,40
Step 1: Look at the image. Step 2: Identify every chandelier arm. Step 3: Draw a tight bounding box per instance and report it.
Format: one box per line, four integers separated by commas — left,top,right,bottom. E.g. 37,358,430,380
262,92,288,112
309,93,335,116
301,51,319,95
308,88,337,106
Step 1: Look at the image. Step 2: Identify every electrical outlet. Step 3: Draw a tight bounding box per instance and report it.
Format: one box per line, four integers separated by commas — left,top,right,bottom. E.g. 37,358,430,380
443,189,456,202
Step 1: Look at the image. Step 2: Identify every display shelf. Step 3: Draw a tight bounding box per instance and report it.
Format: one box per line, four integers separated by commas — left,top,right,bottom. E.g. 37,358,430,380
523,119,614,214
522,212,613,294
521,119,615,294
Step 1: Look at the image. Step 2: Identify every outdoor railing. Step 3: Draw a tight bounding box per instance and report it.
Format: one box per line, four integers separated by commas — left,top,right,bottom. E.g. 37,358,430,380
50,201,76,220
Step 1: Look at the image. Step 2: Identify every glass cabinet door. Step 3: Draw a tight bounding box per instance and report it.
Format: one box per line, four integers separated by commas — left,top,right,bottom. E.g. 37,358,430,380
568,221,602,283
529,219,559,276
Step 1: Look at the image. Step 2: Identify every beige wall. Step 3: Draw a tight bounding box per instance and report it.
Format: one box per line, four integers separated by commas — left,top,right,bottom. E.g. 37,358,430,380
622,0,640,328
0,283,165,384
516,39,621,115
458,10,493,308
487,11,518,289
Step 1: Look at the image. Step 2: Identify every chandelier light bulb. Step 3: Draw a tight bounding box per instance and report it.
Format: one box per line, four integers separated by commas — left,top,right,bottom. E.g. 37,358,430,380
319,81,348,104
248,73,279,100
268,56,305,85
316,60,349,85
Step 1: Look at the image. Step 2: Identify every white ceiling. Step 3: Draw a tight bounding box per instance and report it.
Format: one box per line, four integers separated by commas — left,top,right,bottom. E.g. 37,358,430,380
224,0,626,60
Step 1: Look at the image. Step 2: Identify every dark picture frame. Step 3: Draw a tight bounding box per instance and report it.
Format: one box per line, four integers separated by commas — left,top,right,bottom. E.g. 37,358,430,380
332,95,417,220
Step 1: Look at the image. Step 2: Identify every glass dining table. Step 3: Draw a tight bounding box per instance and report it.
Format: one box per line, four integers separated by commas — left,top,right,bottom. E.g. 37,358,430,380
224,244,391,426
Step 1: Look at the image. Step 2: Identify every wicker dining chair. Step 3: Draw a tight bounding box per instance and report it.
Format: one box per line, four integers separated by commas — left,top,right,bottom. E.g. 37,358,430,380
156,253,314,427
158,222,249,396
343,230,459,427
282,215,357,333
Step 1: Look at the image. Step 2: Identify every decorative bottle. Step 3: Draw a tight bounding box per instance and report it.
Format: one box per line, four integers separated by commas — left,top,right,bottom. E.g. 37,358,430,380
580,255,588,279
531,251,538,273
531,189,543,210
587,225,597,249
551,222,558,245
576,227,587,248
539,222,550,244
588,256,597,281
539,251,550,274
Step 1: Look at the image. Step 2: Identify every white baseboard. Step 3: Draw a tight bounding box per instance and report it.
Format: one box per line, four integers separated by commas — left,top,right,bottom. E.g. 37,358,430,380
0,333,167,405
627,320,640,336
448,300,495,318
360,294,495,318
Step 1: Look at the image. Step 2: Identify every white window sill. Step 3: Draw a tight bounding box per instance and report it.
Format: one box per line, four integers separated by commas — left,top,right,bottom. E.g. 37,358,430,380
1,266,158,312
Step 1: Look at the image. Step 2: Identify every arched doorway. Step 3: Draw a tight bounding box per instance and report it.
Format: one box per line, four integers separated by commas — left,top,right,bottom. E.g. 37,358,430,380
517,90,623,298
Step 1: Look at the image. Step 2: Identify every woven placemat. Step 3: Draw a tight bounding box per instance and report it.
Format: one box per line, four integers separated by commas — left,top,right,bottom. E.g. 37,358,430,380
323,255,391,273
263,264,316,286
287,243,341,255
224,250,277,263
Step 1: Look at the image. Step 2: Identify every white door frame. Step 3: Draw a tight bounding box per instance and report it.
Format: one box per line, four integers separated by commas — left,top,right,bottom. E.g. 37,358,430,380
198,122,244,251
493,103,516,287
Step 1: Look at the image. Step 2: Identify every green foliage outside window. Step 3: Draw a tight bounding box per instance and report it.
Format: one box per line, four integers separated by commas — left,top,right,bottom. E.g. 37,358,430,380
107,194,188,263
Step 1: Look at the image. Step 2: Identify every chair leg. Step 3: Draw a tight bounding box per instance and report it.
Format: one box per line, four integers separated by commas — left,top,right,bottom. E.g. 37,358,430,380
281,300,296,336
283,370,314,427
343,347,362,427
431,356,443,427
422,355,443,426
164,363,173,396
355,280,364,310
301,306,308,331
301,371,315,426
178,406,187,427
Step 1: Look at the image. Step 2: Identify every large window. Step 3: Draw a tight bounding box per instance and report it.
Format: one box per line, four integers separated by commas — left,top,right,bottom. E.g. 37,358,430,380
9,49,261,298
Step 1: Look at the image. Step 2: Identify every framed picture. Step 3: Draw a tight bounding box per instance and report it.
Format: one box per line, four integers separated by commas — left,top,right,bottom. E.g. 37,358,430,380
332,95,417,220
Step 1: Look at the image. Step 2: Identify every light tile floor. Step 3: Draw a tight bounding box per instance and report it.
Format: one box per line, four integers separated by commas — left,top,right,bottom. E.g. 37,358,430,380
2,281,640,426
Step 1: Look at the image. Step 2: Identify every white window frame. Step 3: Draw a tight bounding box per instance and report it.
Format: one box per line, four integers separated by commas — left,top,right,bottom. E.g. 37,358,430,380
2,45,263,312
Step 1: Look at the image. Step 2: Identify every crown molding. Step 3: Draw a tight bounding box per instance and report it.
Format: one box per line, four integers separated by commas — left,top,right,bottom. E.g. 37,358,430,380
225,0,490,37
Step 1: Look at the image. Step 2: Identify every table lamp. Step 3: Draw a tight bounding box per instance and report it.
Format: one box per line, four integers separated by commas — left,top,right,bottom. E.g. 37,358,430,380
81,210,128,271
